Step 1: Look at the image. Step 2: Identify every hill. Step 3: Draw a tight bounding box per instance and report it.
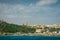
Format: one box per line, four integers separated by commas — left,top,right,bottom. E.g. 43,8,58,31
0,20,36,33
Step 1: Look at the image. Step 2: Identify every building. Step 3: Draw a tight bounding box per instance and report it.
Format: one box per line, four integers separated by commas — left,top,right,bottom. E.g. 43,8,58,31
35,29,42,33
40,24,46,29
22,22,29,26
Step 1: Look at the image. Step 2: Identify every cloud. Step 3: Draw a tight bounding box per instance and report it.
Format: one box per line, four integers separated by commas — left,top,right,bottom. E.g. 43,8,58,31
0,0,60,24
5,15,18,18
36,0,58,6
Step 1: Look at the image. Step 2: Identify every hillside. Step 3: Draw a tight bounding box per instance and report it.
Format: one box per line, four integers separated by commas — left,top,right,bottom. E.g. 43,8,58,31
0,20,36,33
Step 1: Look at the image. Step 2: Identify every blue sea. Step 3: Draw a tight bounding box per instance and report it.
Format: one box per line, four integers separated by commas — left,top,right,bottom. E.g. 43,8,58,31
0,36,60,40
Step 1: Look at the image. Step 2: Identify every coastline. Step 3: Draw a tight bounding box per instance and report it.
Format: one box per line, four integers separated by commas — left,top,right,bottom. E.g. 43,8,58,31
0,33,60,37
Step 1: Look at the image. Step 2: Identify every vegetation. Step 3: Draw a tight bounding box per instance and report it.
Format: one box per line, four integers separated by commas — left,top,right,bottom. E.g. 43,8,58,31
0,20,36,33
0,20,60,36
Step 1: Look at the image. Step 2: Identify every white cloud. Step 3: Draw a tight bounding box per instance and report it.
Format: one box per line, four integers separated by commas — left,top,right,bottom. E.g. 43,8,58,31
23,16,32,18
0,0,58,16
5,15,18,18
0,0,60,24
36,0,58,6
0,0,59,18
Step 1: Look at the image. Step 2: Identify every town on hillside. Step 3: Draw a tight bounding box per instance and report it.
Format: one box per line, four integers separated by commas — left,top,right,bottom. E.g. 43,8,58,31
21,23,60,36
0,20,60,36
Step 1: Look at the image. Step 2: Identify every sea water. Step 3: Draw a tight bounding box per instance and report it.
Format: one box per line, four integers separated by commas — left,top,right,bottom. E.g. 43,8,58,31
0,36,60,40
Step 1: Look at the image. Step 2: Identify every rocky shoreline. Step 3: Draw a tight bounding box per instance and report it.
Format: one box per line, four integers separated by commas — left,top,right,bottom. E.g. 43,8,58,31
0,32,60,36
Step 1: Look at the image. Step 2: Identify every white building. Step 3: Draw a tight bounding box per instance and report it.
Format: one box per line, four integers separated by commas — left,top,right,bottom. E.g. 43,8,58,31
35,29,42,33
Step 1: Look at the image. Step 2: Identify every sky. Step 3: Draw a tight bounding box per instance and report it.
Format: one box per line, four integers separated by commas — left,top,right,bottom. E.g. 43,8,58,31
0,0,60,25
